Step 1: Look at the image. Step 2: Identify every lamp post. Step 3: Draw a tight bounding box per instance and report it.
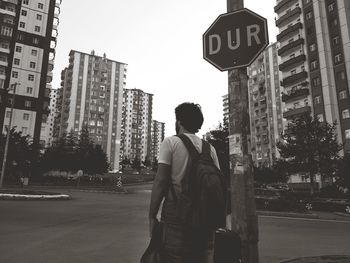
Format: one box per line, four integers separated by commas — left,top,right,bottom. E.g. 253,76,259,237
0,82,20,188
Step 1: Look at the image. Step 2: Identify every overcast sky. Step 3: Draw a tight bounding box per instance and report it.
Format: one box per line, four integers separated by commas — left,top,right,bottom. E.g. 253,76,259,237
53,0,279,137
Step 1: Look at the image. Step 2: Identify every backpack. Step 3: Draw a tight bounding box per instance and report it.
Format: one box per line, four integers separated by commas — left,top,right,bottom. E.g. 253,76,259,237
170,134,227,230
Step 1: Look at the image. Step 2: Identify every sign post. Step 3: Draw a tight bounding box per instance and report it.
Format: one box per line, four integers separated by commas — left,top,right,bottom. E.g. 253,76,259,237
203,1,268,262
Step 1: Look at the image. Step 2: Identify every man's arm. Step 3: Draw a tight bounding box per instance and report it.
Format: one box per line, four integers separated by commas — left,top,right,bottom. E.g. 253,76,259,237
148,163,171,236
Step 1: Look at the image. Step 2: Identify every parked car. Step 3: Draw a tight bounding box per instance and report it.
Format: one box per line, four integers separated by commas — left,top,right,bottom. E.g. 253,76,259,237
304,198,350,214
254,188,302,211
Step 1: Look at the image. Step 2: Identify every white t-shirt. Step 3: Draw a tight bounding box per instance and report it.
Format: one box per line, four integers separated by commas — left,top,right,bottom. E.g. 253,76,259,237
158,133,220,196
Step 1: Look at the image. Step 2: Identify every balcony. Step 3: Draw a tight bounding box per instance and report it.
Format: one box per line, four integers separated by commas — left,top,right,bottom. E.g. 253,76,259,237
0,60,8,67
276,7,301,27
277,22,302,41
279,54,306,71
282,87,310,103
283,106,311,119
278,38,304,56
0,46,10,54
281,71,308,87
0,8,16,17
274,0,298,12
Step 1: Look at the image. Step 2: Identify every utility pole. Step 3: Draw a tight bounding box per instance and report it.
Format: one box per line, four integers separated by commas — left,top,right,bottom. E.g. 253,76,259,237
227,0,259,262
0,83,19,188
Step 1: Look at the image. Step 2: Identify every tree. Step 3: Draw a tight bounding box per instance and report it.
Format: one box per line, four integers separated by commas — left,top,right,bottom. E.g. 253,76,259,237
277,114,342,194
84,145,109,174
253,165,287,185
143,156,151,168
0,128,33,181
336,154,350,192
207,123,229,177
40,127,109,175
132,156,141,171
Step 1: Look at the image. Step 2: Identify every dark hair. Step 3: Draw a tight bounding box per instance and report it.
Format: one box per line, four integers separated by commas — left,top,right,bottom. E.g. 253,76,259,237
175,103,204,133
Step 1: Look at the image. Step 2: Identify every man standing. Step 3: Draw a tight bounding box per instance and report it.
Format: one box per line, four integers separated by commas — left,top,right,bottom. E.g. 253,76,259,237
148,102,221,263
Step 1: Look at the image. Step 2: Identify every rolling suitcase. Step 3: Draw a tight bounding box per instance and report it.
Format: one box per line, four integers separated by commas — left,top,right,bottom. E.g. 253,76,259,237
214,228,241,263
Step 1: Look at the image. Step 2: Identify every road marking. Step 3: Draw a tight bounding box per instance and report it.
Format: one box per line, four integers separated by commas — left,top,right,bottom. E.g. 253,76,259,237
259,215,350,224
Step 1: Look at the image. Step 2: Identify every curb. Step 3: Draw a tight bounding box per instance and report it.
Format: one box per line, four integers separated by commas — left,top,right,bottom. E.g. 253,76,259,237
70,188,128,194
0,193,71,201
280,255,350,263
257,210,319,219
334,212,350,217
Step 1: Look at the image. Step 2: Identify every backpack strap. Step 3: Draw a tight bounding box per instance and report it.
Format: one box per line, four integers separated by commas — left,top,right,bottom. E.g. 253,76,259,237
201,139,211,155
176,134,199,159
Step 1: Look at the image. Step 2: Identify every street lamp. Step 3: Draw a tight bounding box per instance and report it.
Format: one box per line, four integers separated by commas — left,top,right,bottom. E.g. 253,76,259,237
0,82,20,188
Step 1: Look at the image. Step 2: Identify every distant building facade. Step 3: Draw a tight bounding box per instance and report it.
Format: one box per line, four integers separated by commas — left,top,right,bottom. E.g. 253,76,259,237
41,88,60,146
275,0,350,154
57,50,127,171
248,42,284,167
0,0,61,147
121,88,153,163
151,120,165,162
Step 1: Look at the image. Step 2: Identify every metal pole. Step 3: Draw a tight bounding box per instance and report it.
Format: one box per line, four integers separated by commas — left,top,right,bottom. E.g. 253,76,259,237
227,0,259,262
0,83,19,188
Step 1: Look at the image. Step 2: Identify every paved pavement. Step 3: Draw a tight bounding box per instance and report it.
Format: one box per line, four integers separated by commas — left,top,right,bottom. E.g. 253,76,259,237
0,185,350,263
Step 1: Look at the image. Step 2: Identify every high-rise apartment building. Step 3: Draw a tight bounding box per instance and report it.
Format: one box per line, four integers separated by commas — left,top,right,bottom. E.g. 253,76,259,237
0,0,61,147
57,50,127,171
41,87,59,146
121,88,153,163
151,120,165,162
248,43,284,167
275,0,350,153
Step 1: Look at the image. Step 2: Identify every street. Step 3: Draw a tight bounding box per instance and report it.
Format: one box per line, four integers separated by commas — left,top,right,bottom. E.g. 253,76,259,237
0,186,349,263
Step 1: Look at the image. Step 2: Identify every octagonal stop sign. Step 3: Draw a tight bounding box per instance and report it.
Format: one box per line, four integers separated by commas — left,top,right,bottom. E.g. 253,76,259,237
203,8,268,71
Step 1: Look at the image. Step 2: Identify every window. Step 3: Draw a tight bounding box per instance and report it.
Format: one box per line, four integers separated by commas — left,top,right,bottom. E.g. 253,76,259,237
26,87,33,94
38,3,44,9
1,26,13,36
21,127,28,134
14,58,20,65
312,77,321,87
309,43,316,52
19,22,25,28
306,12,313,20
345,129,350,140
291,69,296,75
24,101,31,107
28,74,34,81
33,38,39,44
333,36,340,46
335,54,342,64
12,71,18,78
6,111,11,118
336,71,346,81
314,96,321,104
22,0,29,5
310,60,318,70
21,10,27,16
34,26,40,32
15,46,22,52
342,109,350,119
31,49,37,56
36,14,42,20
23,113,30,120
328,3,335,12
29,62,36,69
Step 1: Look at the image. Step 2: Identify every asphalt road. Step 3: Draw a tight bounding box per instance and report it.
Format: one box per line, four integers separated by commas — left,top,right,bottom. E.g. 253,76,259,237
0,186,349,263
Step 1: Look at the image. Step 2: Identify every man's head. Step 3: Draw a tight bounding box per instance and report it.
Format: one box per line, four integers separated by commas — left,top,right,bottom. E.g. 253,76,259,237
175,103,204,134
